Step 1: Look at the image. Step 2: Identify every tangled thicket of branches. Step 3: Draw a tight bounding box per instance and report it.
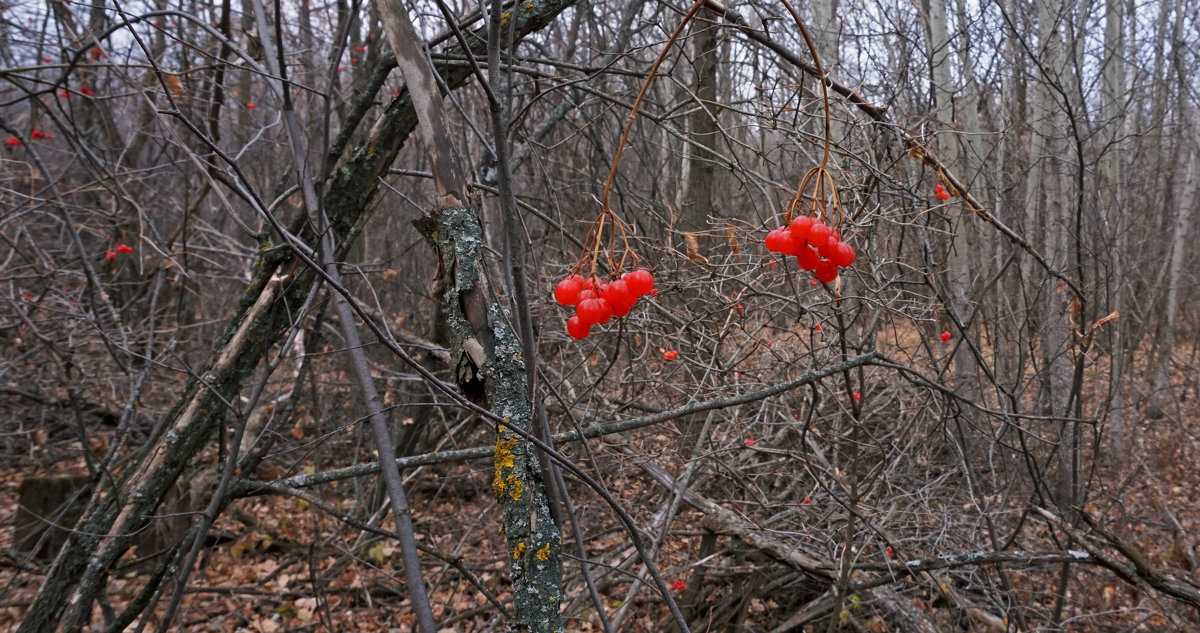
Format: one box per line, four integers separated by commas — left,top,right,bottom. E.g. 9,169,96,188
2,0,1199,631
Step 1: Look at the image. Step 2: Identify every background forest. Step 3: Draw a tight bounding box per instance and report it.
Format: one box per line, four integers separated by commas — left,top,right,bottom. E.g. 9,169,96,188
2,0,1199,631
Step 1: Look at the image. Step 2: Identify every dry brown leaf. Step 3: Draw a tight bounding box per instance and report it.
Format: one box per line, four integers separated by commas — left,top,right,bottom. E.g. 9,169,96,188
164,74,185,97
684,232,708,264
727,227,741,254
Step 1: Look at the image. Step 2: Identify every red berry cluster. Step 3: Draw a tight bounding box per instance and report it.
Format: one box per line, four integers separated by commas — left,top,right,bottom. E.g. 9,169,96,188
763,216,855,283
554,269,655,339
935,184,950,200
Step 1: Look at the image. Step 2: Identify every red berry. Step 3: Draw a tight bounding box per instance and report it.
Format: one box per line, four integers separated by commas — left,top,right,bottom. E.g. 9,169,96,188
807,221,831,248
818,234,840,260
80,85,94,96
625,269,654,296
576,298,605,325
795,245,819,270
833,242,856,268
940,331,952,343
593,297,613,324
802,498,812,504
663,350,678,360
764,228,785,253
5,137,19,147
744,438,755,446
566,316,590,339
853,392,861,400
246,102,257,109
554,275,584,306
116,244,133,254
815,260,838,283
604,279,635,312
104,251,117,261
31,130,44,140
788,215,813,243
672,580,686,592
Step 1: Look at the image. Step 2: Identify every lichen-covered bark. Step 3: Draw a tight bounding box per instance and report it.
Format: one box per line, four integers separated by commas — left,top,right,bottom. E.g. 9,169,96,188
424,207,562,632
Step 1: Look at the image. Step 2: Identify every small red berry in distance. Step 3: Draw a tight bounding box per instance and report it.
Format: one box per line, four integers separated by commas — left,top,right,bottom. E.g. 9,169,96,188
625,269,654,296
554,274,584,306
802,498,812,504
576,298,605,325
663,350,678,360
815,259,839,283
566,316,590,339
105,250,117,261
795,245,819,270
116,244,133,254
5,137,19,147
941,330,952,343
789,215,814,243
80,85,94,96
887,547,894,556
61,89,69,97
744,438,755,446
31,130,44,140
807,221,831,248
672,580,687,592
853,392,861,400
246,102,256,109
833,242,856,268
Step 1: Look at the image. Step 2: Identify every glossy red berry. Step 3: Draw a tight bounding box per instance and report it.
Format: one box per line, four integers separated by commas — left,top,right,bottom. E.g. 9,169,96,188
795,245,819,270
833,242,856,268
764,228,786,253
604,279,635,312
5,137,19,147
554,275,584,306
663,350,678,360
818,234,840,260
807,221,831,248
814,259,839,283
940,331,952,343
576,298,605,325
625,269,654,296
789,215,813,243
566,316,590,339
116,244,133,254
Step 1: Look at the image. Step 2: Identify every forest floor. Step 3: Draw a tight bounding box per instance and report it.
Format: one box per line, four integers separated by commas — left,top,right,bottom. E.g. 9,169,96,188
2,348,1199,632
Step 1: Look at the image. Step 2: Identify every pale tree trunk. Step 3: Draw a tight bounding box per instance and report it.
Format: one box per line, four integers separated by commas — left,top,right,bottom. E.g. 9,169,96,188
1151,107,1197,414
1149,0,1194,416
926,0,980,414
675,6,719,261
1100,0,1128,457
1025,0,1076,512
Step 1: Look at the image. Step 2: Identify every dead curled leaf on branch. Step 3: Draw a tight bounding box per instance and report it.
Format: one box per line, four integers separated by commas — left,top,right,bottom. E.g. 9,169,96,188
684,233,708,264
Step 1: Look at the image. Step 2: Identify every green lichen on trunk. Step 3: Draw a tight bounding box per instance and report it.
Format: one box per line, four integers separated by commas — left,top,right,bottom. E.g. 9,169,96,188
425,206,561,632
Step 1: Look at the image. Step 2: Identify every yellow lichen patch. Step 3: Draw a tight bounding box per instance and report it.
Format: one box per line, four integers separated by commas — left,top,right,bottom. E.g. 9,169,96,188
493,427,519,498
500,12,511,24
513,542,527,559
535,542,551,561
506,474,524,501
